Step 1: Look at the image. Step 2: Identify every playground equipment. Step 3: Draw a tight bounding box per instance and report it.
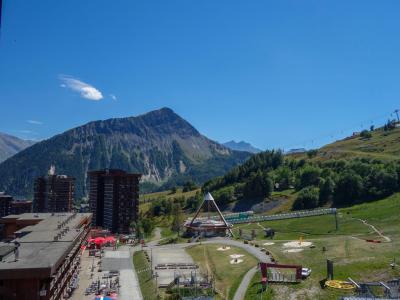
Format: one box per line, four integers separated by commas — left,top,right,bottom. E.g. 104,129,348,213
325,280,355,290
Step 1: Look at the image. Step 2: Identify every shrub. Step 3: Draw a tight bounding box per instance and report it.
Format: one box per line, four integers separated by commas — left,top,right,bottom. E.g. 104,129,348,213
293,187,319,210
360,130,372,139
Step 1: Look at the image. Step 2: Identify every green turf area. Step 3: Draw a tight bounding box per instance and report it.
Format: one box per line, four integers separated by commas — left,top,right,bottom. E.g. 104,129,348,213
186,244,258,300
238,193,400,299
132,250,158,300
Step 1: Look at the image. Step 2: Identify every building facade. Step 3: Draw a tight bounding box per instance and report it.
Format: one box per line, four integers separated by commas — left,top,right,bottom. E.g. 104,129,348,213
10,200,33,215
0,213,92,300
88,169,141,233
34,174,75,213
0,192,12,218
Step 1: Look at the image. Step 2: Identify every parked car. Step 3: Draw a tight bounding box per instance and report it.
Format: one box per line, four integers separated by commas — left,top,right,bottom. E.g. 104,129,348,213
302,267,311,278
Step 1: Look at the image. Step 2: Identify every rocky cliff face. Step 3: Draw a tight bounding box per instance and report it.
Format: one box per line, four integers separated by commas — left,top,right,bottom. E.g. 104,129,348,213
0,108,250,197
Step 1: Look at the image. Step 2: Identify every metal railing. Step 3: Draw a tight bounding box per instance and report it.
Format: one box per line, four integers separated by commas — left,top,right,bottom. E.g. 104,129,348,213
227,208,337,224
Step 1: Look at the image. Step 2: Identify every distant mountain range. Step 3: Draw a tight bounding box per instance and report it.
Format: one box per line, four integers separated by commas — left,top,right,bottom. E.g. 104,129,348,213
285,148,307,154
0,133,35,163
0,108,251,198
223,140,261,154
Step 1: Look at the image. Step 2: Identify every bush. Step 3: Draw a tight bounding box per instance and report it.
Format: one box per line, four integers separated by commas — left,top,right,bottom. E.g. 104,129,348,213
243,171,273,198
182,180,197,192
360,130,372,139
298,166,321,189
214,186,235,206
319,177,335,205
293,187,319,210
334,172,364,206
306,149,318,158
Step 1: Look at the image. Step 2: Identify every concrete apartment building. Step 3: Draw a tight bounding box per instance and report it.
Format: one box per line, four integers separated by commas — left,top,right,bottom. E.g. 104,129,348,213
0,193,12,218
88,169,141,233
0,212,92,300
33,167,75,213
9,199,32,215
0,193,32,219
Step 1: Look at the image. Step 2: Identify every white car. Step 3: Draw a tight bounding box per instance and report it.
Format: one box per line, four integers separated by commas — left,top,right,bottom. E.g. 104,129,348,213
301,267,312,278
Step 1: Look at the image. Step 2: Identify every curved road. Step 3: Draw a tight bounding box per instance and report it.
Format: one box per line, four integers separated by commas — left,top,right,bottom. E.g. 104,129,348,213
233,266,258,300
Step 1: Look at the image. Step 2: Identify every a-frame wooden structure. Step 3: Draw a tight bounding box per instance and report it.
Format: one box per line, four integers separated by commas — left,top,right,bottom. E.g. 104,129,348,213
187,192,233,236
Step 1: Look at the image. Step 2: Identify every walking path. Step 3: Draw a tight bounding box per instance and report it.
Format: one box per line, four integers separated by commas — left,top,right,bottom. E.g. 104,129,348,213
233,266,258,300
357,219,391,242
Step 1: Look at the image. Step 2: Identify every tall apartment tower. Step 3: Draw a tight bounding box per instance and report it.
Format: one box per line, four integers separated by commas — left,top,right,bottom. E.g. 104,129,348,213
88,169,141,233
33,166,75,213
0,192,12,217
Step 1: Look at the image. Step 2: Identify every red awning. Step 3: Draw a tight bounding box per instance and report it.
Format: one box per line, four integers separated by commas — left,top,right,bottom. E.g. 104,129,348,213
104,236,116,243
94,237,106,245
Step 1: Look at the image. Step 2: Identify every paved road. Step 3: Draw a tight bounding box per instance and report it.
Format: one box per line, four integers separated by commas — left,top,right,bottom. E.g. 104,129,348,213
233,266,258,300
103,246,143,300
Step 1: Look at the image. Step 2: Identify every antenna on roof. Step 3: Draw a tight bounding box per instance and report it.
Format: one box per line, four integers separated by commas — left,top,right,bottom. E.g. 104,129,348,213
13,241,20,262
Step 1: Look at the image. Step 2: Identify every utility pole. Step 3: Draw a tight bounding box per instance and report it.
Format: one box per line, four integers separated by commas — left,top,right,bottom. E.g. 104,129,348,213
334,211,338,231
394,109,400,123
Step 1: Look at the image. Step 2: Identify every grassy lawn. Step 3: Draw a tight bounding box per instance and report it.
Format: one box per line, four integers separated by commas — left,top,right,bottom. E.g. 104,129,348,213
186,244,258,300
132,250,158,300
238,193,400,299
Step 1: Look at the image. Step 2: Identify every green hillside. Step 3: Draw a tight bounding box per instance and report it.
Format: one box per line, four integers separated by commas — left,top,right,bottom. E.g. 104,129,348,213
202,126,400,213
292,126,400,161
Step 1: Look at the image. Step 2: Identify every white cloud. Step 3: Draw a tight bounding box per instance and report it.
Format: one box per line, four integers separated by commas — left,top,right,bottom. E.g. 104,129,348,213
110,94,117,101
59,75,103,101
27,120,43,125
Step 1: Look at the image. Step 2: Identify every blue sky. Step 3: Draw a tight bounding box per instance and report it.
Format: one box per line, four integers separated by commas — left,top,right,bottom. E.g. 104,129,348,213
0,1,399,150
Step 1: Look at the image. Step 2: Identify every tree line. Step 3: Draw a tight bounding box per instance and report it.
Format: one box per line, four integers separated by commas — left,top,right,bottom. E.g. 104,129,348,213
202,149,400,210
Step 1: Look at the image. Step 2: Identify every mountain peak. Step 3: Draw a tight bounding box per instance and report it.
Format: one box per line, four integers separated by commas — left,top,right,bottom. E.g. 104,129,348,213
140,107,176,116
133,107,200,137
223,140,261,154
0,109,251,197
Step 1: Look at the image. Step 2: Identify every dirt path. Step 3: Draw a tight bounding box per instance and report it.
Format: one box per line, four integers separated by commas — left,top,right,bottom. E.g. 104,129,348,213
147,227,164,246
357,219,391,242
